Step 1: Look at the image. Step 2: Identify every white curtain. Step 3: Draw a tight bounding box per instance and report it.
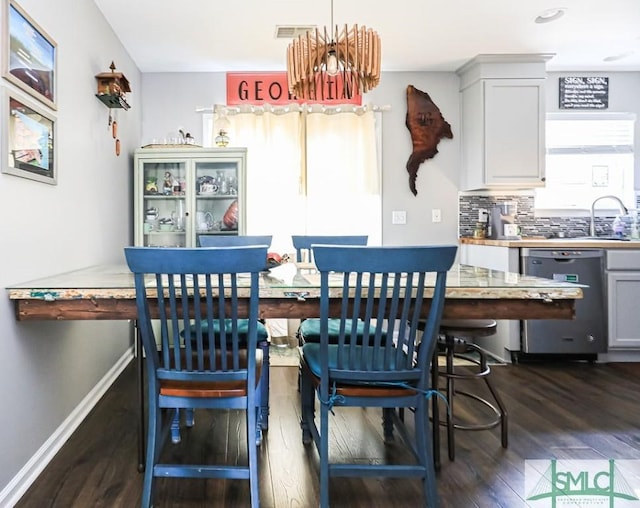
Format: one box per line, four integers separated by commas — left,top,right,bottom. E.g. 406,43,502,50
223,112,304,254
305,110,381,244
212,107,382,253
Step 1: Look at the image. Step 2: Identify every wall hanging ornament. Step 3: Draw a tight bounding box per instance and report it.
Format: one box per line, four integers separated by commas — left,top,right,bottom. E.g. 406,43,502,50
405,85,453,196
95,61,131,156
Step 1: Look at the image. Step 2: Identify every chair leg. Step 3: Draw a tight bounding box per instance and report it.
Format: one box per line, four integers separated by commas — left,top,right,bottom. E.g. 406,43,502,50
185,408,195,427
382,408,395,442
142,401,163,508
258,339,270,430
300,366,314,445
415,398,439,508
247,389,260,507
319,400,330,508
170,410,181,444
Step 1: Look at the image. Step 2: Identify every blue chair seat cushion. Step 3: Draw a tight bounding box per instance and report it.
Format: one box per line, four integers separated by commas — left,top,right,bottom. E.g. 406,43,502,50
298,318,388,345
301,343,410,387
181,319,269,344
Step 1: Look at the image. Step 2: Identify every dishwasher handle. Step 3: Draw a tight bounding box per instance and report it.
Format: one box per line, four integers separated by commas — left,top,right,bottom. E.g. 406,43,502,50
520,248,604,260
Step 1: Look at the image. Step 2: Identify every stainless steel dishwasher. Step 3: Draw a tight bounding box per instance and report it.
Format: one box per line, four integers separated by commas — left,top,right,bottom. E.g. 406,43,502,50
520,248,606,357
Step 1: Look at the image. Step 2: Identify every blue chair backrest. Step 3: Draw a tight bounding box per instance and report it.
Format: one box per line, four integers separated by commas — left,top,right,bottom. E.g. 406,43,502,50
312,244,457,387
124,245,268,390
291,235,368,262
199,235,272,248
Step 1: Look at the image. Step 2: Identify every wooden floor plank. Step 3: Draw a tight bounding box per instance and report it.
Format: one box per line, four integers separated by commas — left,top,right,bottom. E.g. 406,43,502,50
14,359,640,507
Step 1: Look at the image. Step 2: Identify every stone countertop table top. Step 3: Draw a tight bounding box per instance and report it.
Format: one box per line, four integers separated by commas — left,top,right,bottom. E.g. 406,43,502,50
460,237,640,249
6,262,583,302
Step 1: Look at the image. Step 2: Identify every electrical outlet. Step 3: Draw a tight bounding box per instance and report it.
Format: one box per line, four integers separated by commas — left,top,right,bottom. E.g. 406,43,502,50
478,208,489,221
432,209,442,223
392,210,407,225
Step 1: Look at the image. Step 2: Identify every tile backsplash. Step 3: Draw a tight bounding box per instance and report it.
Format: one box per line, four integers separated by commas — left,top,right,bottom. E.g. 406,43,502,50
459,194,640,238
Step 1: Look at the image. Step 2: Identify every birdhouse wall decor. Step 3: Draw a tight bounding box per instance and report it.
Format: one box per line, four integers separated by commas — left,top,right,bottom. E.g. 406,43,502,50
95,61,131,156
95,61,131,109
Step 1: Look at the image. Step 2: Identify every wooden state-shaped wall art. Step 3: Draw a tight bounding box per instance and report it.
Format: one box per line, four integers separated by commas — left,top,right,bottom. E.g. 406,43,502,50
405,85,453,195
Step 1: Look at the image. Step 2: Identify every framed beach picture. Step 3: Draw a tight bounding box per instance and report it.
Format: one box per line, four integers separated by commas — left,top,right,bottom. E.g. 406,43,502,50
1,87,57,184
2,0,56,110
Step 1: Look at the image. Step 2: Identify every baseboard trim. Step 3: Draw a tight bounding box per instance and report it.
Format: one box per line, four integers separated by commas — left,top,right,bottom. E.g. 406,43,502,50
0,347,134,507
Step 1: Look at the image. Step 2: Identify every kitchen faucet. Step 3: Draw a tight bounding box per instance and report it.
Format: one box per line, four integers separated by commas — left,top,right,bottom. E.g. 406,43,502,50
590,195,628,236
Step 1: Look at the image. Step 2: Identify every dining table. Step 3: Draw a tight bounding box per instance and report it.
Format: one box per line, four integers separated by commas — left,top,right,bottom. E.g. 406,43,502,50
6,260,584,470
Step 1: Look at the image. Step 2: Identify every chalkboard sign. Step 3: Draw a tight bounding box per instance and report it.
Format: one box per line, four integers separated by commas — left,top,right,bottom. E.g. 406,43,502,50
559,77,609,109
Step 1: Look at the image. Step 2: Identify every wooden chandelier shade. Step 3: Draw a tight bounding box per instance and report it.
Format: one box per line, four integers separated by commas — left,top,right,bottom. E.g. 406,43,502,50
286,24,381,101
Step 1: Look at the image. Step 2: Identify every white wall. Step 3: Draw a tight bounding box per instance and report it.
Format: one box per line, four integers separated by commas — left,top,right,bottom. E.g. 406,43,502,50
0,0,140,502
140,72,463,249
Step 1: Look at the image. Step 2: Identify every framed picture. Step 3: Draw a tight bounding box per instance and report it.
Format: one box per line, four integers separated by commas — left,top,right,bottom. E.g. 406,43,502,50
1,87,57,184
2,0,56,110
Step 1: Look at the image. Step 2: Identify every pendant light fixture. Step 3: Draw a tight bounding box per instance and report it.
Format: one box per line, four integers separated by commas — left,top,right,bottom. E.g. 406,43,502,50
286,0,381,101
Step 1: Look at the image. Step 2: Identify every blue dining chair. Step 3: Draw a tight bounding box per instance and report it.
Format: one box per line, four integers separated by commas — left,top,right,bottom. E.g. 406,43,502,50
291,235,368,346
299,244,457,508
172,235,272,445
125,245,266,508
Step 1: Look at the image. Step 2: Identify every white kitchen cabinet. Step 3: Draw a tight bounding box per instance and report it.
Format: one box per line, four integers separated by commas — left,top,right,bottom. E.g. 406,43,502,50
134,147,247,247
457,54,550,191
606,250,640,350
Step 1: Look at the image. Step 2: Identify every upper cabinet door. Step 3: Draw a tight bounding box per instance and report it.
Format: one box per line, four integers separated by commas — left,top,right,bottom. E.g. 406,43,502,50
483,79,546,187
460,78,546,191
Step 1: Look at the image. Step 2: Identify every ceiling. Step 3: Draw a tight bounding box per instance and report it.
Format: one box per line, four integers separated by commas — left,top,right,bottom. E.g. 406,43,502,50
94,0,640,74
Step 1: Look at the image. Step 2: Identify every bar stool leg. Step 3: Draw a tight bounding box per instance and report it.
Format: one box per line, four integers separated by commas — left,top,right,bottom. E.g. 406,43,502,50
478,344,508,449
445,339,455,461
484,375,509,448
431,348,441,471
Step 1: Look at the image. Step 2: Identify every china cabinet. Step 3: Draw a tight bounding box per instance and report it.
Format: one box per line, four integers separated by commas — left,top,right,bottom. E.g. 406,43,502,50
134,147,247,247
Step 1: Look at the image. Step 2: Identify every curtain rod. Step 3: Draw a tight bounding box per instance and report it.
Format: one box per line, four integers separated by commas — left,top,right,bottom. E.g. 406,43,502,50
196,103,391,115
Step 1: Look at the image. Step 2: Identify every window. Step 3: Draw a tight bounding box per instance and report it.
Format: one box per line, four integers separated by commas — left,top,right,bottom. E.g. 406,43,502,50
534,113,636,212
203,106,382,253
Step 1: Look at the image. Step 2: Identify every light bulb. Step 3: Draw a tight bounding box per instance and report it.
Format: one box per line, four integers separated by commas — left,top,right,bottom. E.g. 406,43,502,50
326,51,339,76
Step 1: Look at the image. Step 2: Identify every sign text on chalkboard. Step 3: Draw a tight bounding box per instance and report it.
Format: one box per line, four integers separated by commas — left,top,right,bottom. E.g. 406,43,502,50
559,77,609,110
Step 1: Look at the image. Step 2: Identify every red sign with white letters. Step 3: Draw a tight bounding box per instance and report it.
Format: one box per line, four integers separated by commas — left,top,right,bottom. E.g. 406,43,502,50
226,72,362,106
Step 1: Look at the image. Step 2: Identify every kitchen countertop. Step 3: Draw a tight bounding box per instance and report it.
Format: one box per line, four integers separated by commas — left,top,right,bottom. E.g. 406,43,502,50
460,237,640,249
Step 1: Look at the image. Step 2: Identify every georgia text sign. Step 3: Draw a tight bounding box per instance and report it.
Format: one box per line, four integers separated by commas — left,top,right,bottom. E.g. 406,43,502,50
226,72,362,106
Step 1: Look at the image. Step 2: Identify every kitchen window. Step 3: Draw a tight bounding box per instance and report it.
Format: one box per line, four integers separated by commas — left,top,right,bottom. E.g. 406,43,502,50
534,112,636,213
203,106,382,253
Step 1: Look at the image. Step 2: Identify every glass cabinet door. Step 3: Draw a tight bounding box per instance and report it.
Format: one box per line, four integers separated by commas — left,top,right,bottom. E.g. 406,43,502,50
194,160,241,244
141,160,187,247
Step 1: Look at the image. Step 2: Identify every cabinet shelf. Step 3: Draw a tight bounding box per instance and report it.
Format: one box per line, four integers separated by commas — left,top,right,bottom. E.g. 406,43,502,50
144,194,185,199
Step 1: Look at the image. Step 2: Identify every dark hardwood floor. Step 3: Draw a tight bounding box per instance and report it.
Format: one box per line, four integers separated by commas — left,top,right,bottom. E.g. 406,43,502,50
15,358,640,507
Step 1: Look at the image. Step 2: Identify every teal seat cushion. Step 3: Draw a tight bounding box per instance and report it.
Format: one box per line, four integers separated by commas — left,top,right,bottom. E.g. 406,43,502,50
181,319,269,343
298,318,372,344
301,343,404,380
